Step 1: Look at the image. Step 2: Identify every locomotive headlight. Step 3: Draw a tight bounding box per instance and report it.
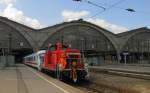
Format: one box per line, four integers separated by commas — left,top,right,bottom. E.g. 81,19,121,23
59,63,62,67
72,61,77,66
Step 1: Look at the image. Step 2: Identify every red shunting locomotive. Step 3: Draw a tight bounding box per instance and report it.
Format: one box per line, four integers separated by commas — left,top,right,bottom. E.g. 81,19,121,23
24,42,88,82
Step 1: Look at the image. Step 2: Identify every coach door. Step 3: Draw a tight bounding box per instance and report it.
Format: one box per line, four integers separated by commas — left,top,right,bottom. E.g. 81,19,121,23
39,53,44,65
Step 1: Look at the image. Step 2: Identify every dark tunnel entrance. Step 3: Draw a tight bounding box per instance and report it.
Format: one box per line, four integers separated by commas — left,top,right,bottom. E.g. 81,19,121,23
0,48,33,64
12,48,33,63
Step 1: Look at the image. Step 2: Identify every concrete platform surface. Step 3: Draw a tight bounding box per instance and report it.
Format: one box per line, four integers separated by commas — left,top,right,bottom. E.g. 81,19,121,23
0,64,85,93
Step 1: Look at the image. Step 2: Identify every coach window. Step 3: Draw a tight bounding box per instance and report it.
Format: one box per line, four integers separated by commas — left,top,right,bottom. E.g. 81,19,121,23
32,57,33,61
39,54,44,63
34,56,35,60
32,57,34,61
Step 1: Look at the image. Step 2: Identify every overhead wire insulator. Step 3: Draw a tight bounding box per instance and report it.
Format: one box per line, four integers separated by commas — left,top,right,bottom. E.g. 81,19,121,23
126,8,136,12
72,0,82,2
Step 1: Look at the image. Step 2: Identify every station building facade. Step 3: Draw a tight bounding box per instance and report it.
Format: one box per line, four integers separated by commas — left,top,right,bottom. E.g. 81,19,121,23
0,17,149,65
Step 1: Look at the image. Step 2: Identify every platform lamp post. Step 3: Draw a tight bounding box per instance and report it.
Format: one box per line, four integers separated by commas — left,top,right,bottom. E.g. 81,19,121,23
141,40,144,64
7,33,12,55
137,40,140,63
61,35,64,45
81,38,85,63
148,40,150,63
81,38,84,54
5,33,12,67
107,42,111,63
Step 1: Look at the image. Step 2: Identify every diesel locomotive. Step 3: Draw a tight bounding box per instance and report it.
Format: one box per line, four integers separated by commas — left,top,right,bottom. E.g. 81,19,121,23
24,42,88,82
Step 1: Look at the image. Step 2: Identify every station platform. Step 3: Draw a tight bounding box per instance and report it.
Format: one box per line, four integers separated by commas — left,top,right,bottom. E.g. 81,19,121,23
0,64,85,93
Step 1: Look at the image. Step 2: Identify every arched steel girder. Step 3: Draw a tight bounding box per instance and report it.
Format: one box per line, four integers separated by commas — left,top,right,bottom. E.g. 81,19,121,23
120,29,150,52
0,20,34,50
41,22,118,52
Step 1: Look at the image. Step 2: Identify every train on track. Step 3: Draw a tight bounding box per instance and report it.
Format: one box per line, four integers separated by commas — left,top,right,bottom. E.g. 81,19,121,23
24,42,88,82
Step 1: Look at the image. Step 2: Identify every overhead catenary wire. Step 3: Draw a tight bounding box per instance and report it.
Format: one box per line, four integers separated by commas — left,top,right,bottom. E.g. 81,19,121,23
89,0,126,18
73,0,106,11
73,0,150,18
73,0,127,18
85,0,106,11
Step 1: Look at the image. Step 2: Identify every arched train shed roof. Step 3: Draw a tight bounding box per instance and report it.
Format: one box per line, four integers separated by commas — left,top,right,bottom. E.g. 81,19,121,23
0,16,149,53
38,20,119,51
0,17,37,49
117,27,150,51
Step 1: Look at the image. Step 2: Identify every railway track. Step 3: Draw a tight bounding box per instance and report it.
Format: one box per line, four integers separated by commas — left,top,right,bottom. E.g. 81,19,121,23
61,80,100,93
42,69,138,93
43,70,101,93
89,67,150,80
61,68,150,93
61,79,129,93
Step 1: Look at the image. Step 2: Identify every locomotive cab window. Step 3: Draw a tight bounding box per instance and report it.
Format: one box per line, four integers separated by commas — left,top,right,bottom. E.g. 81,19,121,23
67,53,81,63
67,55,78,62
